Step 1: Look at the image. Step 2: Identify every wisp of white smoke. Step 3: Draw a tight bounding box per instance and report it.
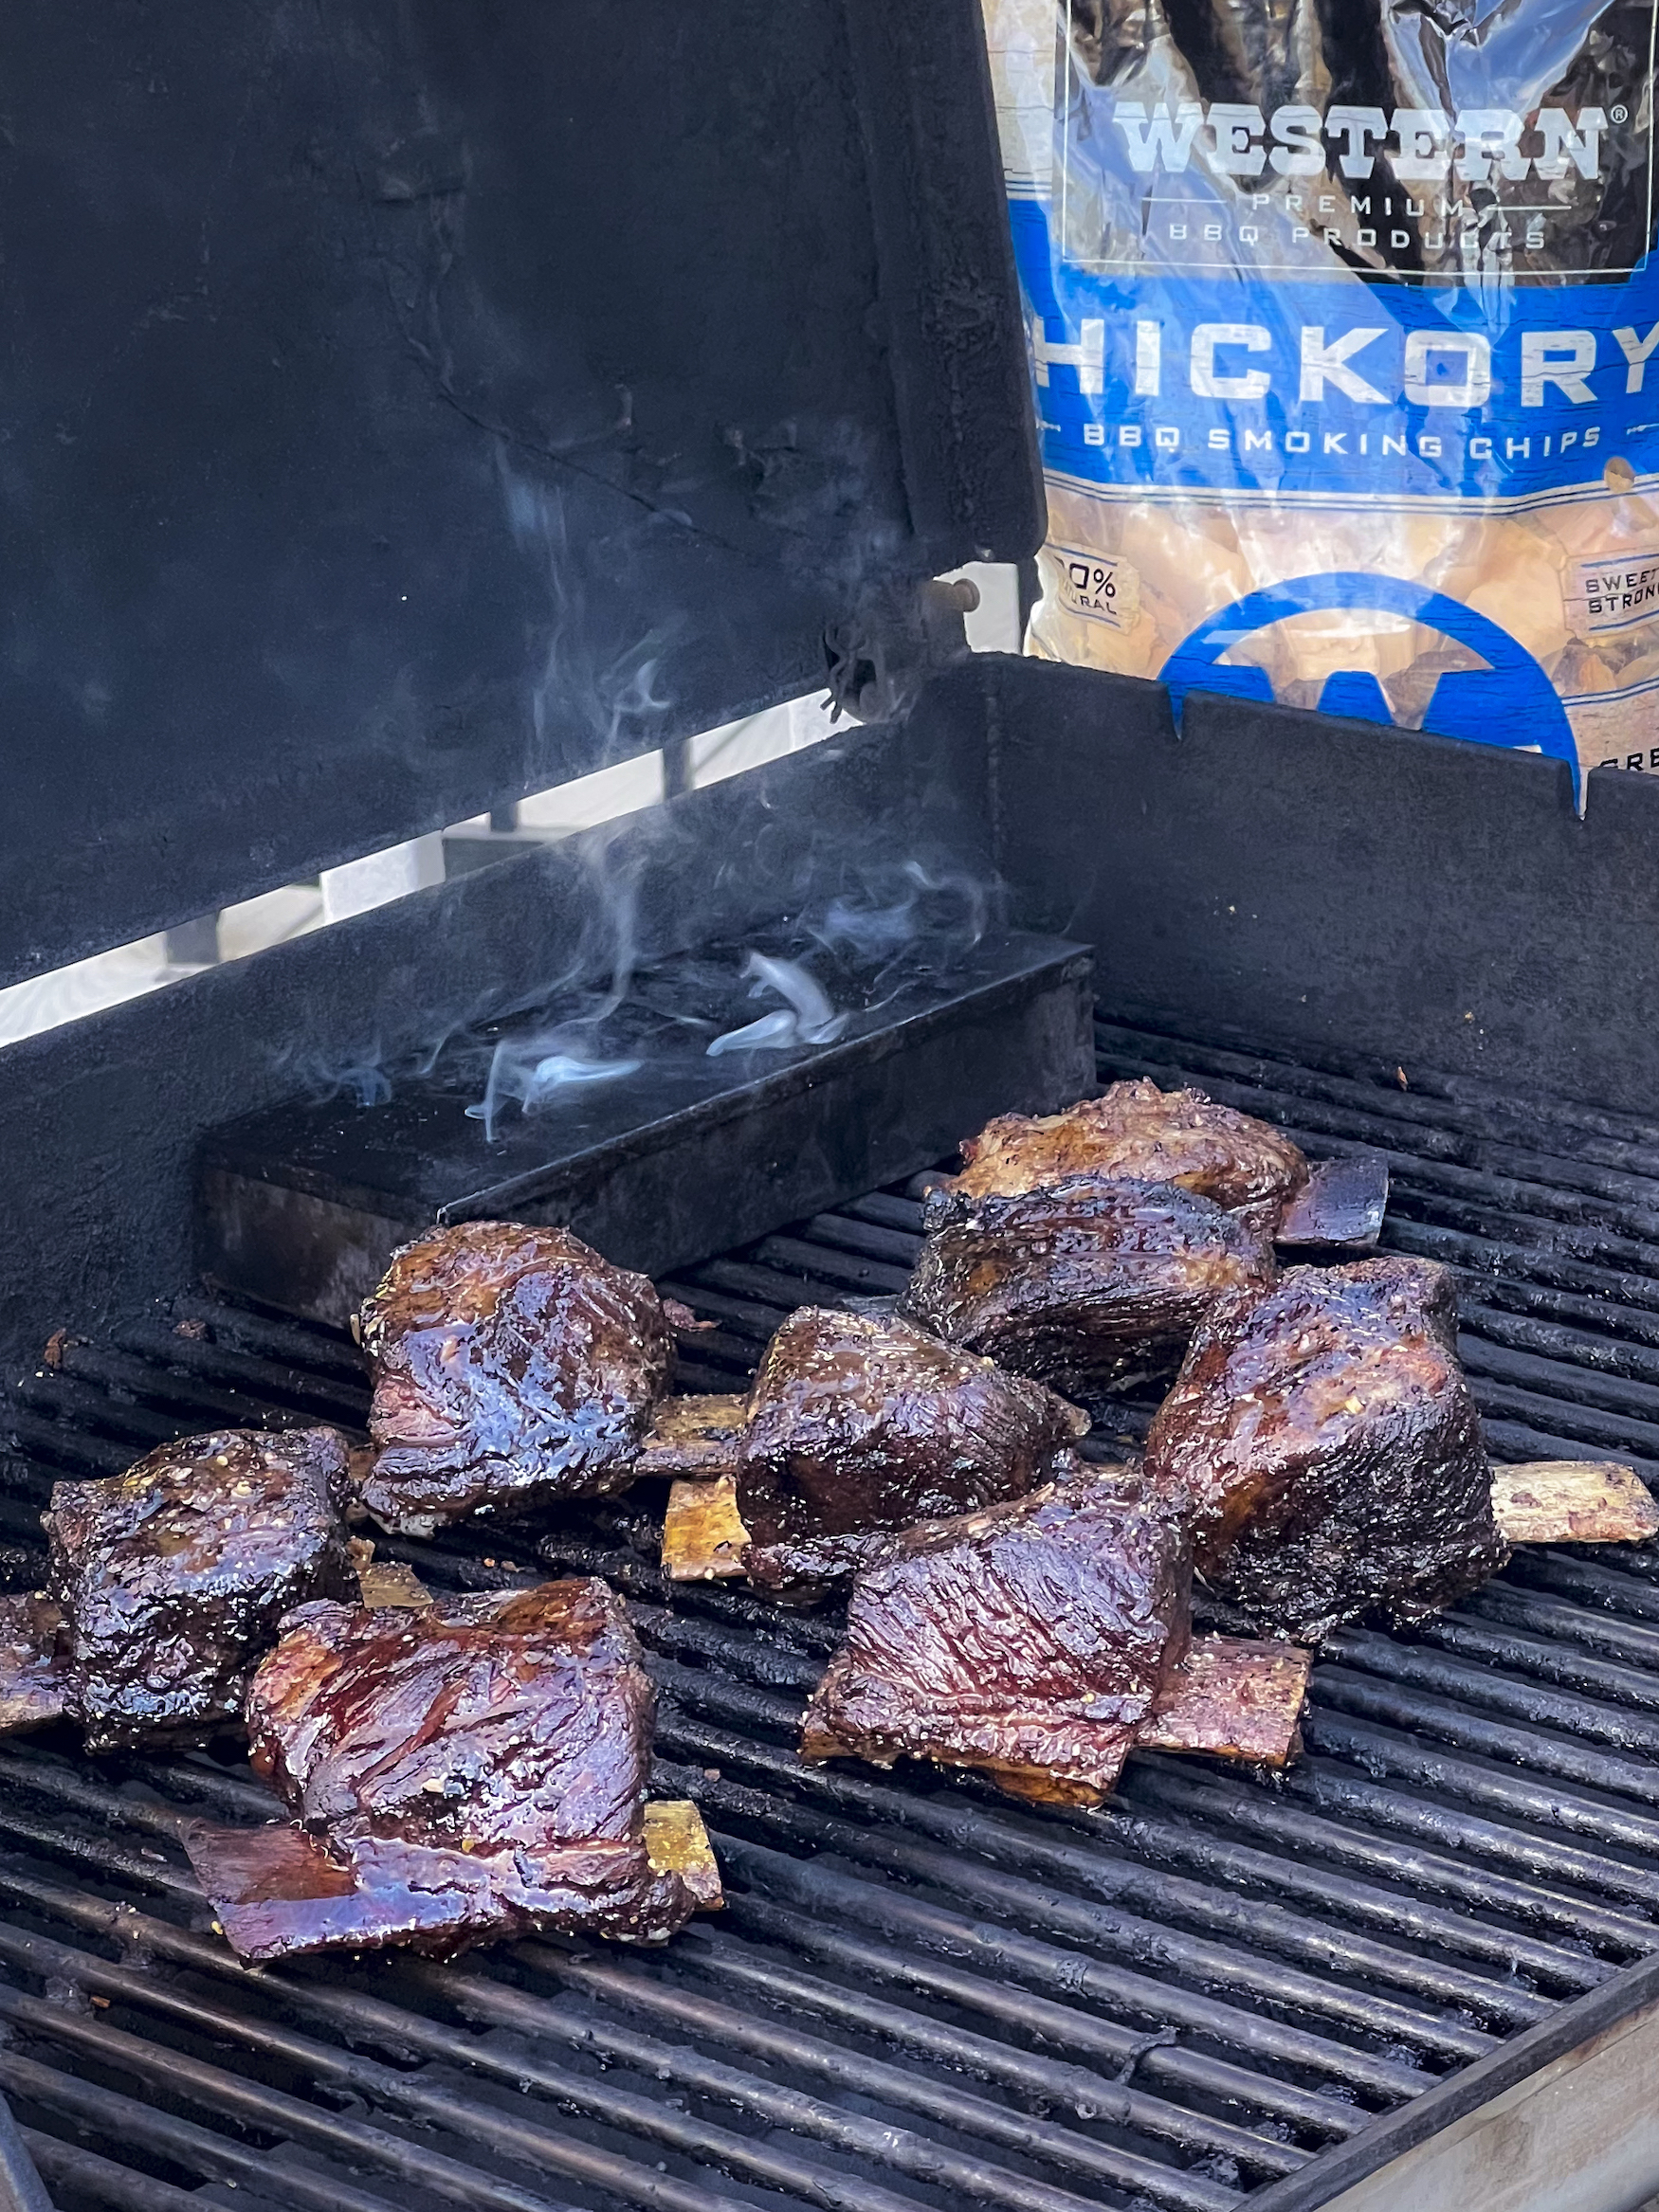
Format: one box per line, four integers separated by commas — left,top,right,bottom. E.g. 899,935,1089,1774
705,951,848,1057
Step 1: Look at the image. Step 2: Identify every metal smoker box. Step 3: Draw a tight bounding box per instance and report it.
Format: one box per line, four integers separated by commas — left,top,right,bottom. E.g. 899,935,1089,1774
2,7,1659,2212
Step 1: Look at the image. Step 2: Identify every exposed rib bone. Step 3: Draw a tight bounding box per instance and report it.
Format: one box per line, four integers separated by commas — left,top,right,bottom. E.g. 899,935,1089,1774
663,1475,750,1580
1276,1154,1390,1249
1492,1460,1659,1547
637,1395,750,1482
1138,1634,1310,1766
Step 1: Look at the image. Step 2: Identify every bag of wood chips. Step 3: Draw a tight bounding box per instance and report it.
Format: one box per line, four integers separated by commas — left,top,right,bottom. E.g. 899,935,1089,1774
985,0,1659,791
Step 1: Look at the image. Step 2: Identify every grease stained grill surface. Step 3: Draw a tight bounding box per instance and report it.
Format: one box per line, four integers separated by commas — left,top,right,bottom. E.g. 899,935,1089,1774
5,1024,1659,2210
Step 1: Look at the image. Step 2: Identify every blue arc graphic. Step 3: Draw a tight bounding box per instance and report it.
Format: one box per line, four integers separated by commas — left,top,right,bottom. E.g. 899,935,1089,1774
1158,571,1577,771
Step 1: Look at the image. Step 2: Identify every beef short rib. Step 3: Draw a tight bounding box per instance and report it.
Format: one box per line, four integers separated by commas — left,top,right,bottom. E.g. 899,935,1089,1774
903,1174,1275,1400
952,1079,1310,1237
45,1427,352,1752
186,1578,716,1963
801,1468,1192,1804
731,1307,1088,1598
1143,1256,1506,1640
358,1221,674,1534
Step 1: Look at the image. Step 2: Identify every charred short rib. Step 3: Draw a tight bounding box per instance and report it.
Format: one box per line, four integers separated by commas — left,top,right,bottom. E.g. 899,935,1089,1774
951,1079,1310,1237
358,1222,674,1534
44,1428,353,1752
718,1307,1088,1598
904,1080,1387,1399
903,1175,1276,1400
801,1467,1192,1804
1143,1256,1506,1641
184,1579,719,1964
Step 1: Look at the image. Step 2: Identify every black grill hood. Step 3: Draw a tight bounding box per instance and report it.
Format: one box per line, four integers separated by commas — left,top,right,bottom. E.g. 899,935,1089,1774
0,0,1040,988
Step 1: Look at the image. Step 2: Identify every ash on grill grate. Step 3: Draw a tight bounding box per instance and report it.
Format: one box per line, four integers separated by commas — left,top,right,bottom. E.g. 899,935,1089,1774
3,1025,1659,2211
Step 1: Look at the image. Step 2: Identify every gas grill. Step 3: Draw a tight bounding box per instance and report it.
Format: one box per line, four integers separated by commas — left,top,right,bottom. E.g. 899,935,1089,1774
1,1025,1659,2212
5,3,1659,2208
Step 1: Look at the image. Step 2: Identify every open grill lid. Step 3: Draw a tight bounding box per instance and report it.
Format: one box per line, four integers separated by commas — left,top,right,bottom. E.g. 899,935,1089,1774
0,0,1040,989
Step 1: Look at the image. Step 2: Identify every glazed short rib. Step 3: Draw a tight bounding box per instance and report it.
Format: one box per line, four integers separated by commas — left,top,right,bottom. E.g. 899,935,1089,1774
1143,1255,1508,1641
357,1221,675,1535
184,1578,720,1964
902,1081,1385,1405
44,1427,353,1752
801,1467,1194,1804
903,1175,1277,1400
658,1306,1088,1598
949,1079,1312,1237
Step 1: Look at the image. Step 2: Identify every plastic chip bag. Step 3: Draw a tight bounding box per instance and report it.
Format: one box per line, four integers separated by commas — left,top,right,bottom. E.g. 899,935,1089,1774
984,0,1659,791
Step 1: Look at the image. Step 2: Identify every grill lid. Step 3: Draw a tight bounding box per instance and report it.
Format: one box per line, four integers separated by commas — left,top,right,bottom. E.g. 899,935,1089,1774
0,0,1039,989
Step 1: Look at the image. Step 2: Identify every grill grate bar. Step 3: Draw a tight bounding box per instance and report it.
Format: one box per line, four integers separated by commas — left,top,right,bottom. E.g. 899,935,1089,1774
1295,1717,1659,1880
1278,1750,1659,1910
0,1836,1250,2212
793,1214,927,1267
695,1889,1366,2145
637,1592,1659,1937
166,1302,371,1385
640,1926,1313,2181
1,1405,139,1479
1465,1281,1659,1358
1461,1380,1659,1465
34,1921,1079,2212
745,1236,915,1296
1083,1064,1659,1258
702,1822,1433,2102
669,1763,1491,2071
103,1325,371,1425
1393,1608,1659,1715
1459,1577,1659,1665
1113,1759,1652,1965
0,2048,413,2212
654,1282,786,1342
1052,1797,1601,1999
1091,1024,1659,1189
0,2002,553,2212
1381,1214,1659,1320
9,1372,182,1455
0,1935,784,2212
1504,1549,1659,1624
71,1583,1480,2103
436,1951,1238,2212
1322,1627,1659,1751
50,1338,302,1436
1308,1667,1659,1824
1457,1334,1659,1429
19,2126,218,2212
0,1800,197,1903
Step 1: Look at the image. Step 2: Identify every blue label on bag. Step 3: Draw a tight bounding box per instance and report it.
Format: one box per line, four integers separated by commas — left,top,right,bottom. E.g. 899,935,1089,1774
1159,571,1577,758
1012,201,1659,501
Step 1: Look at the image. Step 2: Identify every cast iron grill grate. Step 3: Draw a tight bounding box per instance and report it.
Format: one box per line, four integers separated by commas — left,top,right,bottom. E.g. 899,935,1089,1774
4,1020,1659,2211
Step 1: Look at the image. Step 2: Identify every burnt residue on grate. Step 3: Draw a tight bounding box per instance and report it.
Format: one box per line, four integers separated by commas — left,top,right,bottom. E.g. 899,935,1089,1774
3,1027,1659,2209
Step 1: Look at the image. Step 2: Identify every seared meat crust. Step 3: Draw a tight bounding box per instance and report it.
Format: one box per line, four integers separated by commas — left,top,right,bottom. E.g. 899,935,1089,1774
1143,1257,1505,1640
734,1308,1087,1597
955,1079,1308,1234
801,1468,1192,1804
904,1174,1276,1399
45,1427,352,1752
198,1578,705,1962
359,1222,673,1533
0,1595,66,1734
